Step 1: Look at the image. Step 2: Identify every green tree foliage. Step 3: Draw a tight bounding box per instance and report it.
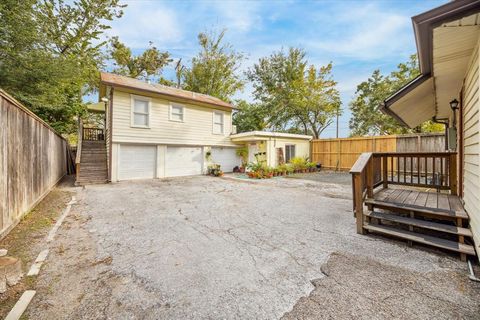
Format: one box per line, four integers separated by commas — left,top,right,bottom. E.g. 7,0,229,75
109,36,172,80
349,55,443,136
232,100,268,133
247,48,341,138
0,0,125,134
183,29,245,102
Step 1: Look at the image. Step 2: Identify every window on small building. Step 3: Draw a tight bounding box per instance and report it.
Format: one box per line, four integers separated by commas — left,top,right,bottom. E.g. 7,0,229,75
131,96,150,127
170,104,185,122
213,111,224,134
285,144,296,162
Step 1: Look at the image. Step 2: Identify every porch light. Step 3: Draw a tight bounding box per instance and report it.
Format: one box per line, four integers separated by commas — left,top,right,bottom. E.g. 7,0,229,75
449,99,459,111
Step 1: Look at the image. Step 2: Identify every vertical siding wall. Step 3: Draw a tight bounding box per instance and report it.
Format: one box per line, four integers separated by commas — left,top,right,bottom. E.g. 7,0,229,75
462,40,480,252
0,90,67,239
311,133,445,171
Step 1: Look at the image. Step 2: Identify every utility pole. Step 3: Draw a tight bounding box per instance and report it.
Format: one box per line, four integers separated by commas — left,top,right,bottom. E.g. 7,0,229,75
336,107,339,139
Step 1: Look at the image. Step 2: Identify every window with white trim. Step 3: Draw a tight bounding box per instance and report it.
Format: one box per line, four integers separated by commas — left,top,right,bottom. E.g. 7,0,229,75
170,104,184,122
213,111,224,134
285,145,296,162
131,96,150,127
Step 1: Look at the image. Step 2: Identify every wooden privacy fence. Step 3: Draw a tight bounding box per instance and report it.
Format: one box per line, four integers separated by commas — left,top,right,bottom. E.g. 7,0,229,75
0,89,68,239
311,133,445,171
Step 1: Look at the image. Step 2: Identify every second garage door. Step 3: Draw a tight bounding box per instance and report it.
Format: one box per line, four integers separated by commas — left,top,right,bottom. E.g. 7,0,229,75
211,147,241,172
166,146,203,177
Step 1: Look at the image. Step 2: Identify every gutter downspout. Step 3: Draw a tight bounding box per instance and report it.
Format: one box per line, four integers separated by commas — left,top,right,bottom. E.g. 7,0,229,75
432,116,449,151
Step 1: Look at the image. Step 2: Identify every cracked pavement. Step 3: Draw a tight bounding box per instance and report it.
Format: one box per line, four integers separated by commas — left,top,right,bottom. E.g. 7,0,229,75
27,175,478,319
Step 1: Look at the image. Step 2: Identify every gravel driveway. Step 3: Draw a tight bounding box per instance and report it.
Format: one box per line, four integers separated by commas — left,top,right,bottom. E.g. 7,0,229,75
27,175,480,319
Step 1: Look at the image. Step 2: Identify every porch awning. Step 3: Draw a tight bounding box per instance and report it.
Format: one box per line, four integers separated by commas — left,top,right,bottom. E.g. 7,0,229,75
380,75,436,128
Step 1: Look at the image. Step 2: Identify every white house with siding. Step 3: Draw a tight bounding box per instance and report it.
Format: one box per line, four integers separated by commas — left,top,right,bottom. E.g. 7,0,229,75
97,72,242,181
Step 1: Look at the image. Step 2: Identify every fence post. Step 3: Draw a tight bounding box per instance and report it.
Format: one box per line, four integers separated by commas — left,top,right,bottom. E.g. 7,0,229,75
353,174,365,234
382,155,388,188
449,153,457,196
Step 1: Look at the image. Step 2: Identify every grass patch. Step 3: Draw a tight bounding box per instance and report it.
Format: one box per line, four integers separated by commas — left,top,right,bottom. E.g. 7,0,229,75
0,187,73,318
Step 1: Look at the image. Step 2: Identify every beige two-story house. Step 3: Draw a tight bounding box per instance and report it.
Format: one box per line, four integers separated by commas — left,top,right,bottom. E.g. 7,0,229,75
96,72,242,181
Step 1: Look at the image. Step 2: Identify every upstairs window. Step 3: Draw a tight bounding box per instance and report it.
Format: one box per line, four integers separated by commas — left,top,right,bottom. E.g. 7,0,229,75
131,96,150,128
170,103,185,122
285,145,296,162
213,111,224,134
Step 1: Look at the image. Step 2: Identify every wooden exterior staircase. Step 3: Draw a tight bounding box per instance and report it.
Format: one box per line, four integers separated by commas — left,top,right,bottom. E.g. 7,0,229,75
76,122,108,185
350,152,476,261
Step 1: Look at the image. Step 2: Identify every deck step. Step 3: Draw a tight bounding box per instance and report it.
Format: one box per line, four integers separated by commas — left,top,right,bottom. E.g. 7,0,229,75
364,223,475,255
365,211,472,237
365,198,468,219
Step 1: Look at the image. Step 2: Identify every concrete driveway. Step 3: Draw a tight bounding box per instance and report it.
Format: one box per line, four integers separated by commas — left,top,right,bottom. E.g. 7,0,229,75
28,175,479,319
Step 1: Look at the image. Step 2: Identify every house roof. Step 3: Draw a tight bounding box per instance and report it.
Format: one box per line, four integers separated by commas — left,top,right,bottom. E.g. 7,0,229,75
231,131,313,141
100,72,234,110
381,0,480,128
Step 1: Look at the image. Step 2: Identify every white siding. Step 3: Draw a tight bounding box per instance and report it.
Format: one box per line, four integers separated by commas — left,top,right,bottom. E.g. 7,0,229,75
111,90,236,147
462,40,480,253
266,138,311,167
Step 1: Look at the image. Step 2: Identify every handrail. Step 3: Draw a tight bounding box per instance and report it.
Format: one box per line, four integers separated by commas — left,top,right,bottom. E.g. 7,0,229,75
75,118,83,181
350,151,458,235
75,118,83,165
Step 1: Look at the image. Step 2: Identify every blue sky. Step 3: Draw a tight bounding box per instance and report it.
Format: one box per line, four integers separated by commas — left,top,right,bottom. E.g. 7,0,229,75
102,0,447,137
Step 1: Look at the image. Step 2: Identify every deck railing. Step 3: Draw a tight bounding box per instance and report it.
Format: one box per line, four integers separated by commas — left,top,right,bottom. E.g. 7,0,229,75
82,127,105,141
350,152,457,234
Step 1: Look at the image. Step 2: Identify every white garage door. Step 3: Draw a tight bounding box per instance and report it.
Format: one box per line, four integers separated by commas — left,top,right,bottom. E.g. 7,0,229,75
166,146,203,177
119,145,156,180
211,147,241,172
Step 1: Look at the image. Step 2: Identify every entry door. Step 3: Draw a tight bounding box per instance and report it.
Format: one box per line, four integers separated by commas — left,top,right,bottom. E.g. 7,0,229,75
119,145,156,180
165,147,203,177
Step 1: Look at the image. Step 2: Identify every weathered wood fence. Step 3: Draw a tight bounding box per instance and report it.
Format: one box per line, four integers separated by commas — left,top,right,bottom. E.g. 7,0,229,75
0,89,68,239
311,133,445,171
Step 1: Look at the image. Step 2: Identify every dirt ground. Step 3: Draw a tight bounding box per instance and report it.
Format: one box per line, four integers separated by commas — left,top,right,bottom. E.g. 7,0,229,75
14,174,480,319
0,177,74,318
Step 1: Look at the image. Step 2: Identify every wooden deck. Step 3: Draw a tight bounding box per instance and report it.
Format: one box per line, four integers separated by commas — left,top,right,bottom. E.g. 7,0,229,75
372,188,467,217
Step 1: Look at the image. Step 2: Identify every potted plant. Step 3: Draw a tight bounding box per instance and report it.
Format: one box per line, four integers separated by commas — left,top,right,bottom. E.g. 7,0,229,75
236,146,248,173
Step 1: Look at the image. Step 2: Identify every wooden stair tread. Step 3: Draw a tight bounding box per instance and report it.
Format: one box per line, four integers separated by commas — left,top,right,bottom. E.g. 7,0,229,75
365,198,468,219
366,211,472,237
364,223,475,255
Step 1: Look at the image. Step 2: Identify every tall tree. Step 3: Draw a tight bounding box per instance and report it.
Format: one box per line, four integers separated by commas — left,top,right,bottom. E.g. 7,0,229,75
0,0,125,134
349,54,443,136
109,37,172,80
232,100,268,133
183,29,244,102
247,47,341,138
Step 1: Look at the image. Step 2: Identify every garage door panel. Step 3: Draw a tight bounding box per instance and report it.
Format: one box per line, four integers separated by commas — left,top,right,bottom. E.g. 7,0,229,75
119,145,156,180
211,147,241,172
166,147,203,177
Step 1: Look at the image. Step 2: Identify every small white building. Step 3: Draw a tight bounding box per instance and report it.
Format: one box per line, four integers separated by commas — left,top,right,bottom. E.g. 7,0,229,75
230,131,312,167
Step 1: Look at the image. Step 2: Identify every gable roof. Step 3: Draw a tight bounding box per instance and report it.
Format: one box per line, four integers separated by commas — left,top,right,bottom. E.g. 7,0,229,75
381,0,480,128
100,72,234,109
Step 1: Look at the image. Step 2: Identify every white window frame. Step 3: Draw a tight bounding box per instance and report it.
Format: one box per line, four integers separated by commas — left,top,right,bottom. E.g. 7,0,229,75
212,111,225,135
285,144,296,162
169,103,185,122
130,95,151,128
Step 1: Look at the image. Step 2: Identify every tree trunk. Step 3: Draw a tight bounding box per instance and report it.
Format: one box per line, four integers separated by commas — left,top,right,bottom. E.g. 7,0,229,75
0,257,22,293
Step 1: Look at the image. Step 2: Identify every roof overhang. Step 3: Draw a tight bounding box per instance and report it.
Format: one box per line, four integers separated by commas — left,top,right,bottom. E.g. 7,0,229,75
381,0,480,128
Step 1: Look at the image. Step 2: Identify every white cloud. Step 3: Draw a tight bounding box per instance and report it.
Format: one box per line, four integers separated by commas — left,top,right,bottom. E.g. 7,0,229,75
106,1,183,49
214,1,263,32
305,3,412,60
